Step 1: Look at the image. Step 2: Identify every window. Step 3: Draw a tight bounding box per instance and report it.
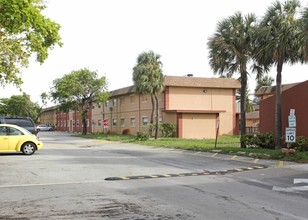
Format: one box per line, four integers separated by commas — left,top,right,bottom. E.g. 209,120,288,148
120,118,125,127
76,120,79,126
8,127,22,136
113,98,117,107
105,100,109,107
98,102,102,108
112,118,117,126
142,117,148,126
130,117,136,127
98,119,102,126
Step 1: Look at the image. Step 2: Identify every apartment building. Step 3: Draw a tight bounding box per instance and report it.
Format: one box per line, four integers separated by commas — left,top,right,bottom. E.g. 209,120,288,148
41,75,240,139
256,80,308,137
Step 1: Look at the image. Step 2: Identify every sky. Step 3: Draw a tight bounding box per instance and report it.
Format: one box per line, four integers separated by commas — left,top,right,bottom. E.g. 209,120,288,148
3,0,308,106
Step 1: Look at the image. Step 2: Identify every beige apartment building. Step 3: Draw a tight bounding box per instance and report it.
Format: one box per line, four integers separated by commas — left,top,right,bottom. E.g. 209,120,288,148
40,75,240,139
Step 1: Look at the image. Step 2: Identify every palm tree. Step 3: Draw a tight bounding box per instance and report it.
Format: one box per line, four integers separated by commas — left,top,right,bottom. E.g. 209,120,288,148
253,74,274,105
299,6,308,61
207,12,261,148
254,0,303,148
132,51,164,139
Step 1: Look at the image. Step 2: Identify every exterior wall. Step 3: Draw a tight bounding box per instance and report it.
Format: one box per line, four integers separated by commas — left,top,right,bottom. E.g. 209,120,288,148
48,77,239,139
166,87,237,137
181,113,217,139
260,80,308,137
91,93,164,136
38,107,57,127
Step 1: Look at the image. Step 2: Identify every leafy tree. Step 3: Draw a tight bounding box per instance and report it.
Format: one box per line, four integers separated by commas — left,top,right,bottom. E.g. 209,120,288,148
236,88,254,113
0,0,62,87
299,6,308,60
254,0,305,148
132,51,164,139
50,68,109,135
207,12,263,148
0,93,40,122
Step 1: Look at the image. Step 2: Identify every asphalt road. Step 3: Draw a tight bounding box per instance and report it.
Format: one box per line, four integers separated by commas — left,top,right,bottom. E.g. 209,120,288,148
0,131,307,220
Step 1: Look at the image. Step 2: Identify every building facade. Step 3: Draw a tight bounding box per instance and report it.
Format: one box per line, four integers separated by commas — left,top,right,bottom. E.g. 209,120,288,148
41,75,240,139
256,80,308,137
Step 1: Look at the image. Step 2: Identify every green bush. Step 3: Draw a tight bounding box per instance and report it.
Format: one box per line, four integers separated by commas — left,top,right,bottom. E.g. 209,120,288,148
290,136,308,152
256,132,275,149
242,132,275,149
241,134,257,148
135,132,150,141
160,123,176,138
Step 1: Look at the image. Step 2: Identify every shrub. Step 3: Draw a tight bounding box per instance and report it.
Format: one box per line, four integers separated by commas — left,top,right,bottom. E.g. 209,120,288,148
160,123,176,138
135,132,150,141
241,132,275,149
290,136,308,152
241,134,257,148
255,132,275,149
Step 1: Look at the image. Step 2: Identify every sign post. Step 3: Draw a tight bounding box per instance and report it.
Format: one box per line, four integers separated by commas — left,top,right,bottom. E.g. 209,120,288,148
286,109,296,145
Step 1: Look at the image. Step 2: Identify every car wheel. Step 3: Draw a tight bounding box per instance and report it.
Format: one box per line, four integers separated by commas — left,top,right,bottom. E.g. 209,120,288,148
21,142,36,155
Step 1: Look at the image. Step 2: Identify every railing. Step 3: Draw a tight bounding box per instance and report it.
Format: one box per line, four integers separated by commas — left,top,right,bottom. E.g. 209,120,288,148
245,126,259,134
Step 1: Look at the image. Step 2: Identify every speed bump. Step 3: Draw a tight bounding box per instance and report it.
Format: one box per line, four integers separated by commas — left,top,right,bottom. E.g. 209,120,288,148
105,165,267,181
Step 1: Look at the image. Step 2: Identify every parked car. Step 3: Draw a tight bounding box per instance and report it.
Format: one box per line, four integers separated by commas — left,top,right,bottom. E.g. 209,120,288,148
0,124,43,155
37,124,53,132
0,116,37,135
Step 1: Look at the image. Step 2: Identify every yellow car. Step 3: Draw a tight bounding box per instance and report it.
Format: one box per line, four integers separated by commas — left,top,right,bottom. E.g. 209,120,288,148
0,124,43,155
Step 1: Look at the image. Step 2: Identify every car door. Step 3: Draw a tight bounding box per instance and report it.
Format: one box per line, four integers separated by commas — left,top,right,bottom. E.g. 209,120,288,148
7,127,24,151
0,126,9,151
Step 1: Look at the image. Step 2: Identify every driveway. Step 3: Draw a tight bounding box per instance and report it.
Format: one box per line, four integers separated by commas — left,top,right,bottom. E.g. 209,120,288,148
0,131,307,219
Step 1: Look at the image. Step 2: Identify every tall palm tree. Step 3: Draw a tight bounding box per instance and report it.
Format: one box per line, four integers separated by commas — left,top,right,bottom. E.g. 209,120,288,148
254,0,303,148
299,6,308,61
207,12,261,148
132,51,164,139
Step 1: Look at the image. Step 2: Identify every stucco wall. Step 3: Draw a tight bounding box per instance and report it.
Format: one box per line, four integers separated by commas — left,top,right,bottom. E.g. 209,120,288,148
181,113,217,139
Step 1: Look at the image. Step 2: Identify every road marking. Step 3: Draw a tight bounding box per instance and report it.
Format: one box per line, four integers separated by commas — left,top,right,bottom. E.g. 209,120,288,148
272,178,308,193
231,155,237,160
105,166,268,181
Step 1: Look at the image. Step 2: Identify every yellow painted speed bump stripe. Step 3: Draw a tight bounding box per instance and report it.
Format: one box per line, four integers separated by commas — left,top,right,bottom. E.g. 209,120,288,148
104,166,268,181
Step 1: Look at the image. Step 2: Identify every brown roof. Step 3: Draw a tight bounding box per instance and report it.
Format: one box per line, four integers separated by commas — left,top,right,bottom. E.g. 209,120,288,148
110,85,136,97
255,82,299,96
246,111,259,119
110,75,240,97
164,75,241,89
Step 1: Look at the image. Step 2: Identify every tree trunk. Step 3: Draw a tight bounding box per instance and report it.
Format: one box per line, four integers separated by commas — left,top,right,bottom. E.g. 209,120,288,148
82,109,87,135
240,72,247,148
149,94,155,136
275,61,283,149
154,94,159,140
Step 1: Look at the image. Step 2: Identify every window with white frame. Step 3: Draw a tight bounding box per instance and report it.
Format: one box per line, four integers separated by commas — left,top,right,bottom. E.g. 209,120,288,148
142,117,148,126
120,118,125,127
98,119,102,126
113,98,117,107
130,117,135,127
112,118,117,126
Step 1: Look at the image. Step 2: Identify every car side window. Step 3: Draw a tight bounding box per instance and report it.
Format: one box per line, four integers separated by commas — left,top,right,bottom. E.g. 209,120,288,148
0,127,7,136
7,128,23,136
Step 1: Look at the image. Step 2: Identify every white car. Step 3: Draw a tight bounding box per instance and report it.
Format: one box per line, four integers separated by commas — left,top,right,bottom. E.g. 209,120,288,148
37,124,53,132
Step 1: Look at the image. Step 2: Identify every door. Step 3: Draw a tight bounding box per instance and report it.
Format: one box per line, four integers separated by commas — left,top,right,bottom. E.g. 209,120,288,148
0,126,9,150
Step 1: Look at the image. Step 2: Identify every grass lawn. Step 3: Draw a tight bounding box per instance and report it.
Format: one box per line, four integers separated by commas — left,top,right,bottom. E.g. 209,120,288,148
76,133,308,163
